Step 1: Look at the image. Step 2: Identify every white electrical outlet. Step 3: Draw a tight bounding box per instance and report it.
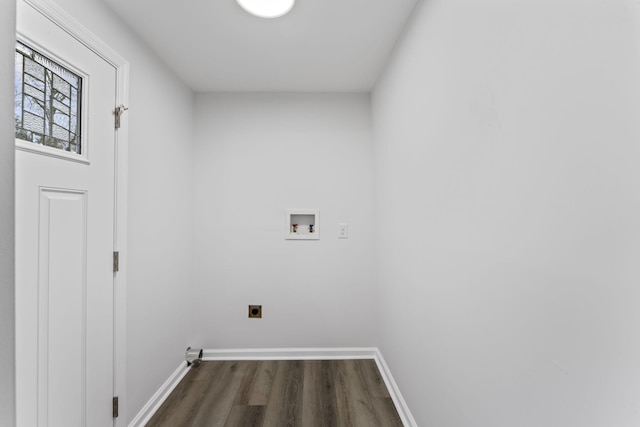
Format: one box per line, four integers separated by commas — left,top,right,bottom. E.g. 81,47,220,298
338,223,348,239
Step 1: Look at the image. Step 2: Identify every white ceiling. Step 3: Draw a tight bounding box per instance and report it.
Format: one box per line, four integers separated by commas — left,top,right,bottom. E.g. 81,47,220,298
102,0,419,92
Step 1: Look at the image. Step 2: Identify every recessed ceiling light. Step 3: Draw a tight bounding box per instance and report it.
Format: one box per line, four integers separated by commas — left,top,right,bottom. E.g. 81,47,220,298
236,0,295,19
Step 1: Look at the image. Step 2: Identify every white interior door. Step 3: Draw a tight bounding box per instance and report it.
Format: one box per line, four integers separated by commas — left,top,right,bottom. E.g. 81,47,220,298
15,1,117,426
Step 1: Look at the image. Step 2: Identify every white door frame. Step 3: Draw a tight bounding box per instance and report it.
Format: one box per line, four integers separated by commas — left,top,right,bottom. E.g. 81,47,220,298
19,0,130,425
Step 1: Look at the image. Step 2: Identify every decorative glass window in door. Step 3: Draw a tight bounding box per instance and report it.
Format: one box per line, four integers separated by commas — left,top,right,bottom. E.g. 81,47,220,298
15,41,82,154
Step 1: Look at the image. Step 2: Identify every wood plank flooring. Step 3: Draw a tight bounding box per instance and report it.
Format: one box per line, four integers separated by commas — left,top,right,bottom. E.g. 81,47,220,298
146,360,403,427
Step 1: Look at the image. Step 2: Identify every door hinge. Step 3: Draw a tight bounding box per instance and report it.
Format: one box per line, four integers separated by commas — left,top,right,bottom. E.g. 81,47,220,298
113,396,119,418
113,251,119,273
114,105,128,129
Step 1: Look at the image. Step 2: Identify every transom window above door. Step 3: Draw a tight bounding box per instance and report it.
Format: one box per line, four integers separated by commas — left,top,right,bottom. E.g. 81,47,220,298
14,41,83,155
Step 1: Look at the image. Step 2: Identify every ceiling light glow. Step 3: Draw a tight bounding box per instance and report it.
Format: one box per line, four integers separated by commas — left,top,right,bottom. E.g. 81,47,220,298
236,0,295,19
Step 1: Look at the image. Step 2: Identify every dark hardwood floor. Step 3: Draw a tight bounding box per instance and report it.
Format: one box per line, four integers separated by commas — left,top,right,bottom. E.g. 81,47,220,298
146,359,404,427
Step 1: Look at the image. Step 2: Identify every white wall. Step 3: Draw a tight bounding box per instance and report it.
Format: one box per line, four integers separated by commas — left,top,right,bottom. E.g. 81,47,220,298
35,0,196,423
193,93,377,349
373,0,640,425
0,2,16,426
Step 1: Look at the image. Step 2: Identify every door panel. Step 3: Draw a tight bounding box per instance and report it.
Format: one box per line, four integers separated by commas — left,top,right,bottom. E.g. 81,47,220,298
15,1,117,426
38,189,87,427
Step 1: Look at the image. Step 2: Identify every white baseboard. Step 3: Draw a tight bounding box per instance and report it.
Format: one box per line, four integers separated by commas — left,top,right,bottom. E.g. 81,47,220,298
127,361,191,427
202,347,378,361
128,348,416,427
373,349,418,427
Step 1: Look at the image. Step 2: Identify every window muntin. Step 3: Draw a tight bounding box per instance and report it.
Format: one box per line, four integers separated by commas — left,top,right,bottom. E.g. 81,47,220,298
15,41,82,155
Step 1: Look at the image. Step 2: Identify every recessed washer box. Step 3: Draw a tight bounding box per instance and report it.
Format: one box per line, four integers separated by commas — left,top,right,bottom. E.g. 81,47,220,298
285,209,320,240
